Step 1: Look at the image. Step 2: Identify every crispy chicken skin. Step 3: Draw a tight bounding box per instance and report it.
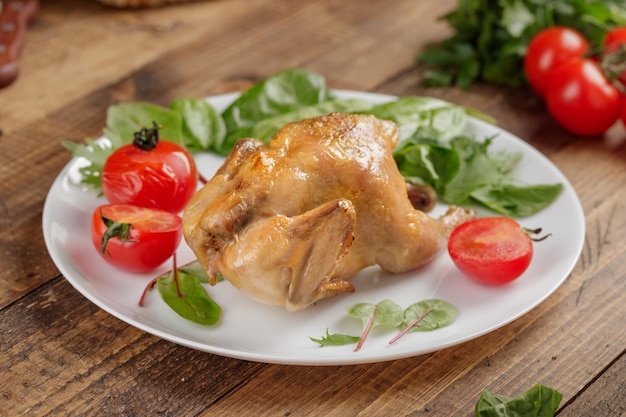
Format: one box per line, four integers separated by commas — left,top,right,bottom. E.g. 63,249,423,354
183,113,474,311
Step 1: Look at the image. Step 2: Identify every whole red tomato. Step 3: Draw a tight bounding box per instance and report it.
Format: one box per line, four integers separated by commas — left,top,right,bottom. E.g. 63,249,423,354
102,123,198,214
447,217,534,285
524,27,589,97
546,58,621,136
91,204,183,273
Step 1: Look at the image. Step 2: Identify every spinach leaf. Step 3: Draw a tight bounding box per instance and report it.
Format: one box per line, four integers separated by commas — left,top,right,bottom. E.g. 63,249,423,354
362,96,467,146
347,299,403,351
393,135,563,217
220,68,331,152
170,98,226,153
402,299,458,332
251,98,374,142
470,183,563,218
394,142,460,195
104,102,183,149
475,384,563,417
157,267,221,326
441,136,521,204
389,299,458,344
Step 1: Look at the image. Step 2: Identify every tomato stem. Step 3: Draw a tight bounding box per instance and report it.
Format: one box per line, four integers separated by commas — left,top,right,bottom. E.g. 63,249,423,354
600,43,626,93
133,121,161,151
522,226,552,242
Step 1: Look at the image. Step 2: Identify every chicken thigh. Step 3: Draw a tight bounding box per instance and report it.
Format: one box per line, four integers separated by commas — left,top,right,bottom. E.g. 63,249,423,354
183,113,474,311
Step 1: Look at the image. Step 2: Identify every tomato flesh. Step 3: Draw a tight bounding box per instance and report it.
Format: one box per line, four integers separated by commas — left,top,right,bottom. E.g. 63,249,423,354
102,140,197,214
448,217,533,285
91,204,183,273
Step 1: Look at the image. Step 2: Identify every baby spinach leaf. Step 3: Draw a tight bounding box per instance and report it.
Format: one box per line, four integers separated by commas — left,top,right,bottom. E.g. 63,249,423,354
347,299,403,351
389,299,458,344
394,142,460,195
157,267,221,326
470,183,563,218
441,136,521,204
251,98,374,142
475,384,563,417
170,98,226,153
220,68,331,151
362,96,467,146
104,102,183,149
310,329,361,347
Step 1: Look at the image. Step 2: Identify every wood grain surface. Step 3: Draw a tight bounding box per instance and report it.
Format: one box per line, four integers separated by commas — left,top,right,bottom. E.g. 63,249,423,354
1,0,624,416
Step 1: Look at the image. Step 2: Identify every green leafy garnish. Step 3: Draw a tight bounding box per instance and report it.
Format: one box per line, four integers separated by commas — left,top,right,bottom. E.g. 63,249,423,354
394,135,562,217
417,0,626,88
140,260,221,326
220,68,331,152
348,299,404,351
389,299,458,344
311,298,459,350
309,329,361,347
475,384,563,417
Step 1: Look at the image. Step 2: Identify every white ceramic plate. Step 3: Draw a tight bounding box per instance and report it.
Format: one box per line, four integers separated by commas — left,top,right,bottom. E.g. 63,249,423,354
43,91,585,365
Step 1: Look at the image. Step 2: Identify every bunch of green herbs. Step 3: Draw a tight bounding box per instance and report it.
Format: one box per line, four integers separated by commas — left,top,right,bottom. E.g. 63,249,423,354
418,0,626,88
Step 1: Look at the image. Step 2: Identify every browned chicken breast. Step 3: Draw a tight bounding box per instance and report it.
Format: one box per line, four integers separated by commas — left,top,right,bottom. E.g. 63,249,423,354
183,113,474,311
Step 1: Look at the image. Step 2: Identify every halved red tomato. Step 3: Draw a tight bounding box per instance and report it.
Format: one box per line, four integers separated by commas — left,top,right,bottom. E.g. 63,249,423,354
91,204,183,273
447,217,534,285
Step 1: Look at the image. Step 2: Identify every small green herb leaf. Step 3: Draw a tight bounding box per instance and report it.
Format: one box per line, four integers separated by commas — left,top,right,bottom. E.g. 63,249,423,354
310,329,361,347
470,183,563,218
220,68,331,152
389,299,458,344
170,97,227,153
475,384,563,417
402,299,458,332
157,266,221,326
347,299,403,351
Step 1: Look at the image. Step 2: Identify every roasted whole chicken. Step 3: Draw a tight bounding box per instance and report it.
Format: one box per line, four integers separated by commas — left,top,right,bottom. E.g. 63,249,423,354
183,113,474,311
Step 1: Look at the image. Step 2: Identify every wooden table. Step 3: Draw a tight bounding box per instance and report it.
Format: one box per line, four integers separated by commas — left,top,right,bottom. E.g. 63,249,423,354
1,0,625,415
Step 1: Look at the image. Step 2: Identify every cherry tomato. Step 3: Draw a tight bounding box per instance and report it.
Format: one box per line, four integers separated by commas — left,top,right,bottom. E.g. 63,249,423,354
524,27,589,97
545,58,621,136
447,217,533,285
604,27,626,53
102,123,198,214
91,204,183,273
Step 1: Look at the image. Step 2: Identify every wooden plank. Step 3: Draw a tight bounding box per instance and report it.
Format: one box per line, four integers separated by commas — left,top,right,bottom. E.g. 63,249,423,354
0,277,266,415
558,352,626,417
